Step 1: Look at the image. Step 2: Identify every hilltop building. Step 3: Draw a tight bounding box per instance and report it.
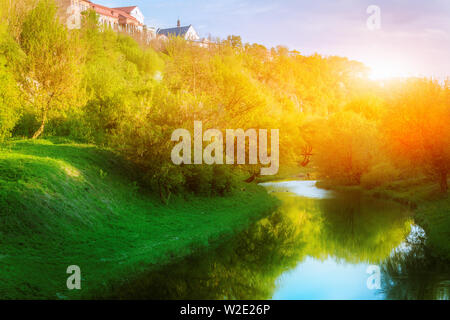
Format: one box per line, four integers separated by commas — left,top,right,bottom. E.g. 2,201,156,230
56,2,208,46
113,6,145,24
157,20,200,41
56,0,155,37
157,20,211,47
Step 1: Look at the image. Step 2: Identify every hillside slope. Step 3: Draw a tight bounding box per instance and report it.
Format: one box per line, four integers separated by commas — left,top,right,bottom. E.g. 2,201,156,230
0,139,278,299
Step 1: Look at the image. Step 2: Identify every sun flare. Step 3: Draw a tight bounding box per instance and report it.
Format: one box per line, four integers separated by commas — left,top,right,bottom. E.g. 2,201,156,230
367,61,413,81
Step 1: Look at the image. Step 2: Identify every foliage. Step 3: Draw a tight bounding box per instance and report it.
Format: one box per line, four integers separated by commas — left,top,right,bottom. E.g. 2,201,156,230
0,25,23,140
383,79,450,193
361,162,400,189
313,111,379,185
18,0,84,139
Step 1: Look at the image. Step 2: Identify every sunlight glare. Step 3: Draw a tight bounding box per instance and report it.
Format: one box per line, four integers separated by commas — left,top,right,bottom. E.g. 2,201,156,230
367,61,412,81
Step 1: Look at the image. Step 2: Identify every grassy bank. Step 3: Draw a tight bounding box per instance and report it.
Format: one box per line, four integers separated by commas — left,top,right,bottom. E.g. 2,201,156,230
317,178,450,261
0,139,278,299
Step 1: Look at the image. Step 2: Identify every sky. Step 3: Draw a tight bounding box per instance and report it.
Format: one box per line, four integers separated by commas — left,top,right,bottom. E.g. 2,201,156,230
95,0,450,80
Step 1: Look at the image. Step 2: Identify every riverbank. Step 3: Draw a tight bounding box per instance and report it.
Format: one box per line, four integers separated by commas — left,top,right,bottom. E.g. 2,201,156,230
0,139,278,299
316,178,450,261
256,165,317,183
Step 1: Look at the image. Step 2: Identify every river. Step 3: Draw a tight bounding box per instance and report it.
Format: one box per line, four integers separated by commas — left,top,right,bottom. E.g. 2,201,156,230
111,180,450,300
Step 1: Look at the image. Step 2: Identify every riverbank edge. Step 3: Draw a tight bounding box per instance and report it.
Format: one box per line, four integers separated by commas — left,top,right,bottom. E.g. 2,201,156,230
87,192,280,300
0,139,280,299
316,179,450,262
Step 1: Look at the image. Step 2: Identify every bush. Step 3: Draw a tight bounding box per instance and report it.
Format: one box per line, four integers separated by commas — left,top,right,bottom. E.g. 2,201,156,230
361,162,400,189
313,111,379,185
11,113,38,138
211,165,237,195
117,35,164,75
184,166,214,196
0,67,21,140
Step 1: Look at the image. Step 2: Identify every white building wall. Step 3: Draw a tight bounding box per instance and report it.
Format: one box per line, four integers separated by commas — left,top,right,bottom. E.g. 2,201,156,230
185,26,200,41
130,7,145,24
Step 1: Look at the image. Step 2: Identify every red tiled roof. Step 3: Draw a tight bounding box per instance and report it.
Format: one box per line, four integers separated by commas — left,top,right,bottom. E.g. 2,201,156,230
115,10,141,25
113,6,137,14
90,3,119,19
89,2,142,25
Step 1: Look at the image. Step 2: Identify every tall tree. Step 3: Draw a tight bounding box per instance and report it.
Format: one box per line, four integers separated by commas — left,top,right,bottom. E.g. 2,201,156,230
19,0,82,139
384,79,450,193
0,24,23,140
313,111,379,185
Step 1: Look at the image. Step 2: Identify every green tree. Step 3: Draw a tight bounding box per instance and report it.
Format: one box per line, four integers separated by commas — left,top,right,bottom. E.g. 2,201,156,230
314,111,379,185
0,13,25,141
19,0,83,139
384,79,450,193
224,35,243,49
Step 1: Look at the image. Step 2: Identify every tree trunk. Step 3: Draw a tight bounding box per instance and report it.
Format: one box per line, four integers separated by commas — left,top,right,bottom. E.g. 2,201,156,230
245,172,260,183
32,109,47,139
439,171,448,193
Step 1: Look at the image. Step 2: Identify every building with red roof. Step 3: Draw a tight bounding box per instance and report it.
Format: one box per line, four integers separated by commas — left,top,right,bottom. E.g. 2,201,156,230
113,6,145,25
56,0,150,36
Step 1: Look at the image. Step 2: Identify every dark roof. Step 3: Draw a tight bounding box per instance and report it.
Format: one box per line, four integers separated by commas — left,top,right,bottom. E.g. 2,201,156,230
157,25,192,37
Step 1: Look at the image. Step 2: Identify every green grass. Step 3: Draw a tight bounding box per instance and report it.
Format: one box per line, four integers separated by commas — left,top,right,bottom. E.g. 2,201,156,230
317,178,450,262
0,139,278,299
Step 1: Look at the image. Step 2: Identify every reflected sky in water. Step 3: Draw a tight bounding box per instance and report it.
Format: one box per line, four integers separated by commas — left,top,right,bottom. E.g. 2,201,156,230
273,257,383,300
260,180,335,199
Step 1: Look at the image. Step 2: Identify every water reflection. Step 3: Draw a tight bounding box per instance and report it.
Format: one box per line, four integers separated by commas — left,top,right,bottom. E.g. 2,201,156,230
266,191,413,300
106,209,306,299
316,191,413,264
105,181,449,300
381,225,450,300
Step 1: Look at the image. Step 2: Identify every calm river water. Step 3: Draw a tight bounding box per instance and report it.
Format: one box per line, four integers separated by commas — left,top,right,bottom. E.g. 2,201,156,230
113,180,450,300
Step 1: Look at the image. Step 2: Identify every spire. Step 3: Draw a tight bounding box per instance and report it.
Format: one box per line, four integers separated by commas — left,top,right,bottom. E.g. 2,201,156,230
177,18,181,28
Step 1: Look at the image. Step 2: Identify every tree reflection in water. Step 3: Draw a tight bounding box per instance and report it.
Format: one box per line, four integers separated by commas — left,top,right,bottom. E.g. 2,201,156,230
381,226,450,300
100,189,448,300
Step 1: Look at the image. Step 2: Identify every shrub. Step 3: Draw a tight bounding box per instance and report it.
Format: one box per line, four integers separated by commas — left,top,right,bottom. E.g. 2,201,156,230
313,111,379,185
361,162,400,189
0,65,21,140
11,113,38,138
0,25,22,141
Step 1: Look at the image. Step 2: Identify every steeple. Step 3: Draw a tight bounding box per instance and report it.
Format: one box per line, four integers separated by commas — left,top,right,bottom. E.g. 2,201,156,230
177,18,181,28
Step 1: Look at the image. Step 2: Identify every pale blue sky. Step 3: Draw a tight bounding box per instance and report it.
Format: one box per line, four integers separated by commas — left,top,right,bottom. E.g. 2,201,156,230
95,0,450,79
